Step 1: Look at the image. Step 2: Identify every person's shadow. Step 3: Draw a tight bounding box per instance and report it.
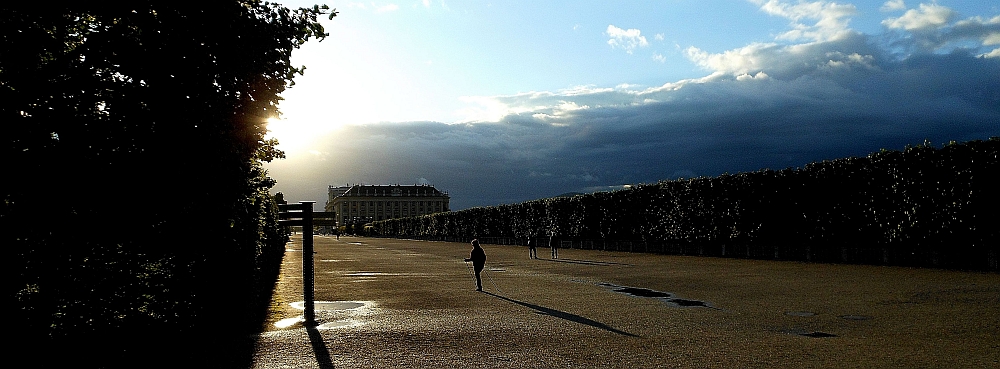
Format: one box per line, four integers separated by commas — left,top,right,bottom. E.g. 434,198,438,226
483,291,638,337
538,258,633,266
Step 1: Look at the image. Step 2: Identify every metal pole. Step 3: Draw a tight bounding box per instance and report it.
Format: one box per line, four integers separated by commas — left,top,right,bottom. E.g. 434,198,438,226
301,201,316,325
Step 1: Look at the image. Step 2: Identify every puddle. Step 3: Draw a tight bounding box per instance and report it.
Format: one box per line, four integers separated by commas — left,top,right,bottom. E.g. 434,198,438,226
799,331,837,338
785,311,817,317
669,299,710,308
599,283,714,309
275,317,304,328
783,328,838,338
274,316,363,330
275,301,372,329
612,287,672,298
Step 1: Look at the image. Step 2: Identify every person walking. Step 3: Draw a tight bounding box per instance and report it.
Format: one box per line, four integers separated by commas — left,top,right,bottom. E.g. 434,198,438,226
464,239,487,291
527,237,537,259
549,234,558,259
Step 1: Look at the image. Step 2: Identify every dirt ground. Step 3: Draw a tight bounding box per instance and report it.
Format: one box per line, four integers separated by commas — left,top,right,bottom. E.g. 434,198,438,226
250,235,999,368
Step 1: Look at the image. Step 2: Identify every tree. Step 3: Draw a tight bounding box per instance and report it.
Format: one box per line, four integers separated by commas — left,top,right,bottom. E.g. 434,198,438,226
3,2,334,366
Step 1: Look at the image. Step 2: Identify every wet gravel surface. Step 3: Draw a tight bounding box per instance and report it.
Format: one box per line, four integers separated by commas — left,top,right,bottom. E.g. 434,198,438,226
251,236,999,368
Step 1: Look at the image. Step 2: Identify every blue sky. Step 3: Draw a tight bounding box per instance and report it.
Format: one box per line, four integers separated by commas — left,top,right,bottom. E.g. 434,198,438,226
265,0,1000,210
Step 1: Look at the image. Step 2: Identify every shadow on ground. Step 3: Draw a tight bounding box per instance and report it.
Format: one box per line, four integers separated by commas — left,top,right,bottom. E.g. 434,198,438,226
307,325,336,369
537,258,633,267
484,291,638,337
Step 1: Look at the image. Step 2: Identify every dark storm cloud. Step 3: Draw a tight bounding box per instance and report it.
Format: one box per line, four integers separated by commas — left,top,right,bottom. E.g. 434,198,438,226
270,18,999,210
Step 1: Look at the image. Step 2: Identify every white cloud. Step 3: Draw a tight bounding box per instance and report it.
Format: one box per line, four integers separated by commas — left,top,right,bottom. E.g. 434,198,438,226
985,33,1000,46
881,11,1000,54
652,53,667,63
655,33,665,41
680,1,898,80
954,16,1000,49
684,35,885,80
735,71,769,81
684,42,778,76
880,0,906,12
882,3,956,31
749,0,857,42
606,25,649,54
821,52,876,70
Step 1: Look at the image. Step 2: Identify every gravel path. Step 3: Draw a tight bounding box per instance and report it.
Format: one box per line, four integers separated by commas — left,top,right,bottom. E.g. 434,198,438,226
251,235,999,368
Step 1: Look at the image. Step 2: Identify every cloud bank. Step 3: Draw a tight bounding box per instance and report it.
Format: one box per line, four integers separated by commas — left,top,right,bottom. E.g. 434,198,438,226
268,1,999,210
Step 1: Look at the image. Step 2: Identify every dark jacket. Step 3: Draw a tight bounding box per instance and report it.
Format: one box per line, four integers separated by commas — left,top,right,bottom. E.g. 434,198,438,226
466,246,486,269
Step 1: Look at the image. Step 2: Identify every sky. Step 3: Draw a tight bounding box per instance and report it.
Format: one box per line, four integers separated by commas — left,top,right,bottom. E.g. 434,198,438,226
264,0,1000,211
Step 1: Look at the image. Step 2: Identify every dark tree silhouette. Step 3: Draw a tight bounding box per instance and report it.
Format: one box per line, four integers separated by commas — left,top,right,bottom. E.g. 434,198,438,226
3,2,334,367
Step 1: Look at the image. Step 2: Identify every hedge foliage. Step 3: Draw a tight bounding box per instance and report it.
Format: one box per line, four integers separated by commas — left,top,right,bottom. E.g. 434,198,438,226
4,2,331,366
370,138,999,270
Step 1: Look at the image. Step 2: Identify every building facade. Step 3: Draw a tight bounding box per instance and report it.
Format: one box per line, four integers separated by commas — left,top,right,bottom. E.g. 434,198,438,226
325,184,450,226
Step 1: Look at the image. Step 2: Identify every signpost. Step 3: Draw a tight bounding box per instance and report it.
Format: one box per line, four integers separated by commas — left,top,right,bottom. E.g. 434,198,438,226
278,201,336,326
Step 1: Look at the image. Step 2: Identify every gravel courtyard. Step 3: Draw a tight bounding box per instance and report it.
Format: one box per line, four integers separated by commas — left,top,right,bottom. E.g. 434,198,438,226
251,235,998,368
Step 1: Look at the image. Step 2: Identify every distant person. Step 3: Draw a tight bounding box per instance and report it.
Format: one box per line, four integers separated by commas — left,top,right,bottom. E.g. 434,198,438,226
527,237,537,259
464,239,487,291
549,234,558,259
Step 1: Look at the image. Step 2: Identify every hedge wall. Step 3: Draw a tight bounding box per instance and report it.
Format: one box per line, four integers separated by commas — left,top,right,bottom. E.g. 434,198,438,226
370,138,998,270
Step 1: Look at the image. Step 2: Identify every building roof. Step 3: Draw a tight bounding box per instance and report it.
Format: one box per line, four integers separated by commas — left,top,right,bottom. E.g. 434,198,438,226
332,184,449,199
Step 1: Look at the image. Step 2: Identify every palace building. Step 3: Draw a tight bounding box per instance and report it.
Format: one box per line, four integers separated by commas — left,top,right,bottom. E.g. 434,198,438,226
325,184,450,226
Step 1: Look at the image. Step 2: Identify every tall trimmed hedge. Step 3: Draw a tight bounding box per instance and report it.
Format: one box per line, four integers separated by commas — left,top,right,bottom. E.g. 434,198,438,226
370,138,998,270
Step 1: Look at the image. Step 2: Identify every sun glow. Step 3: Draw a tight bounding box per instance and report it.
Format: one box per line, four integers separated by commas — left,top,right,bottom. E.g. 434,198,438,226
264,116,332,152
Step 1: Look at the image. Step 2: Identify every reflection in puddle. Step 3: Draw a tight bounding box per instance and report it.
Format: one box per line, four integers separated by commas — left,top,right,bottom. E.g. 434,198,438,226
274,301,373,330
800,331,837,338
783,328,838,338
611,286,671,298
292,301,366,311
275,317,304,329
668,299,710,308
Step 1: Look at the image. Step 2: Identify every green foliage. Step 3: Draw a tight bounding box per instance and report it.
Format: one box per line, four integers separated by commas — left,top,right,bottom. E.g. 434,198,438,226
3,2,331,366
370,138,998,270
